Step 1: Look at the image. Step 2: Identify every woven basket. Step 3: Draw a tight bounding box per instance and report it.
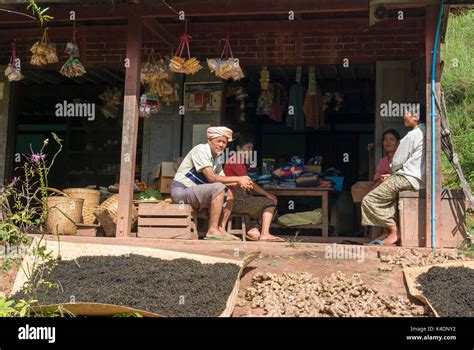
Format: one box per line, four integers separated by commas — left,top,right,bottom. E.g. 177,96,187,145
94,194,138,236
63,188,100,224
46,188,83,235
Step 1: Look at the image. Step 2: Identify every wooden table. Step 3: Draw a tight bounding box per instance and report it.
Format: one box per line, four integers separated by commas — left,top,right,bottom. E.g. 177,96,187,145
264,187,334,237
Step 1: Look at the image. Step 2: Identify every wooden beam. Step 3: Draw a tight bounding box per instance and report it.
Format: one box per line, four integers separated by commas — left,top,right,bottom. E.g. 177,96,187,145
116,5,142,238
158,17,424,34
0,1,371,24
424,4,442,248
0,17,423,42
145,0,369,17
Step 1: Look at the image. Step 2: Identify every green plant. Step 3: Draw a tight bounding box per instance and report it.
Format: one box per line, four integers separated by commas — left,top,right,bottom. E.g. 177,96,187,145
0,297,38,317
441,10,474,190
0,133,64,317
285,230,302,248
1,133,63,268
139,188,163,201
457,234,474,259
26,0,53,26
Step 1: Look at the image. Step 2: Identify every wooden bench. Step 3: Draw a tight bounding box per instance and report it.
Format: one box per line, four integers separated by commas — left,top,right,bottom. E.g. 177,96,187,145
137,203,198,239
194,210,248,241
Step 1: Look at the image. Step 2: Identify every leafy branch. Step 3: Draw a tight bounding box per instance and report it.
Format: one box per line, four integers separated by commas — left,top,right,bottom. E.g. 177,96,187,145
26,0,53,26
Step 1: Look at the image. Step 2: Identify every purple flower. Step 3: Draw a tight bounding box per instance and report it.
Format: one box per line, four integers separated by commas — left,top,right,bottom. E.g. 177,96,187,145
30,153,46,164
12,177,18,185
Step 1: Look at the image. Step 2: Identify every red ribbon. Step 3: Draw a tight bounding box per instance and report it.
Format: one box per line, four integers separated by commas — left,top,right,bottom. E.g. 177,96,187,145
174,20,192,58
220,36,234,60
72,20,77,44
10,39,17,67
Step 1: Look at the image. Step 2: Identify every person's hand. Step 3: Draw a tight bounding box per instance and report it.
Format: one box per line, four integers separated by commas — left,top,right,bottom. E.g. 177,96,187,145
238,176,254,190
380,174,391,182
266,193,278,205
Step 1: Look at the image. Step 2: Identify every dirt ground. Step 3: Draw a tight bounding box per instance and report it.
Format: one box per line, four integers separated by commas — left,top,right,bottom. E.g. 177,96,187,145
0,235,443,316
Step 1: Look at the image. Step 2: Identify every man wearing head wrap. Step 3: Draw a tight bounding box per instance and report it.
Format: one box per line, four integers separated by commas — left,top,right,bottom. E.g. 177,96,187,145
172,126,254,241
362,103,426,245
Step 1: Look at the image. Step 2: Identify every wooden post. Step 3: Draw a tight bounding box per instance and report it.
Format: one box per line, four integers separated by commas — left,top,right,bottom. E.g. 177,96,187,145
116,5,142,237
424,4,442,248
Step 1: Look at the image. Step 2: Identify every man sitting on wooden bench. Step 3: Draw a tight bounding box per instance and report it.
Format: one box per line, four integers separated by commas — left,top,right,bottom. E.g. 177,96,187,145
171,126,254,241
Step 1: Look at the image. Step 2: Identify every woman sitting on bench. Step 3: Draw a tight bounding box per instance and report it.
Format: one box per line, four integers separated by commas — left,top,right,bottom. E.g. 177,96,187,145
224,134,284,242
362,103,426,245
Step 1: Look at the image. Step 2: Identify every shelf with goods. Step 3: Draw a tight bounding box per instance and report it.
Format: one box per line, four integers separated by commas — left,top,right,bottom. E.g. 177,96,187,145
64,117,122,187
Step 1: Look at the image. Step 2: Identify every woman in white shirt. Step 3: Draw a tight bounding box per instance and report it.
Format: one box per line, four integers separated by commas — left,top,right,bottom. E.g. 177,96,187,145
361,103,426,245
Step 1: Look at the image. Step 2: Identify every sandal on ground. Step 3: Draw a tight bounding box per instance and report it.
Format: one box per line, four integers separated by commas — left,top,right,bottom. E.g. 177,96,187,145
204,233,241,241
364,239,396,246
259,235,285,242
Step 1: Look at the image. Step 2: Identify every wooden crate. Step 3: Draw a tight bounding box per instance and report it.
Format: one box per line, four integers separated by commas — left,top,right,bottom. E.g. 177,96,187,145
137,203,198,240
398,189,467,247
76,224,100,237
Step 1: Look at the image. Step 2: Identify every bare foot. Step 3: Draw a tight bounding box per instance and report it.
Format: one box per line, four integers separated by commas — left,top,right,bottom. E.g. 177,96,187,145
383,233,398,245
218,226,229,235
208,228,222,236
373,233,388,242
246,228,260,241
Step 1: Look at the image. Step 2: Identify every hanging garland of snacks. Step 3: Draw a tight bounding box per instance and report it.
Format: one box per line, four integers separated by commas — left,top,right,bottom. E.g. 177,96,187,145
207,36,244,81
141,48,167,85
140,49,179,106
60,57,86,78
60,27,86,78
99,87,122,119
4,40,24,82
30,28,58,66
259,66,270,90
169,22,202,75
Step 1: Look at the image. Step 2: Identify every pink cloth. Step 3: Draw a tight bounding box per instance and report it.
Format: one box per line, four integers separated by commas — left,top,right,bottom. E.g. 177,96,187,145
207,126,233,141
373,155,393,181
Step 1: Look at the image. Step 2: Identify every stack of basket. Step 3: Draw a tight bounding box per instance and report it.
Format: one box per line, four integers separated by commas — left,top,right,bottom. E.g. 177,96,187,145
45,188,138,237
63,188,101,224
46,188,84,236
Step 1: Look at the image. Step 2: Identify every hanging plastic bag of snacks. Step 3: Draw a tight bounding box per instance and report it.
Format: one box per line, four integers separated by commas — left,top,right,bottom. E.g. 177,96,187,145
169,21,202,75
153,74,180,104
141,49,168,85
5,40,24,82
139,93,161,118
60,56,87,78
30,28,58,66
60,27,86,78
65,41,79,57
140,49,180,106
207,36,244,81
